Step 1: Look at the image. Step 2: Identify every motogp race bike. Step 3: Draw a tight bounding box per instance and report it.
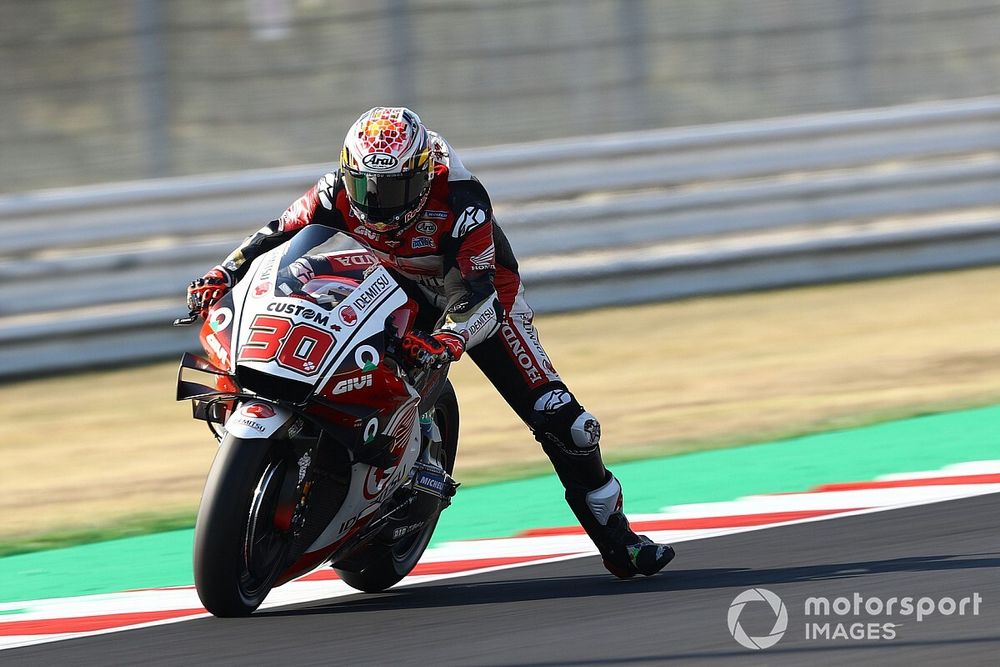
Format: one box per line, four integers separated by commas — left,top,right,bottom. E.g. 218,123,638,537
174,225,460,617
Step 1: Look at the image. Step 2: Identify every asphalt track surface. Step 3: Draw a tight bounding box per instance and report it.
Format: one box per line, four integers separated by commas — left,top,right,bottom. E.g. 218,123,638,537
11,493,1000,666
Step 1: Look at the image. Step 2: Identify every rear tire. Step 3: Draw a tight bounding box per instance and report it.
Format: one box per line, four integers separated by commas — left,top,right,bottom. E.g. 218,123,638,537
336,380,459,592
193,434,293,617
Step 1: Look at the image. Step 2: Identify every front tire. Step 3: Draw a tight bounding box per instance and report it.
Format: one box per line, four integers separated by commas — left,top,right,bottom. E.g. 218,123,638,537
336,380,460,592
193,434,293,617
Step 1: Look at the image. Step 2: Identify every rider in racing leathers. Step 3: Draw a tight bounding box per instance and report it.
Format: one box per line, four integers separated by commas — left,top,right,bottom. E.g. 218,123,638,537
186,107,675,578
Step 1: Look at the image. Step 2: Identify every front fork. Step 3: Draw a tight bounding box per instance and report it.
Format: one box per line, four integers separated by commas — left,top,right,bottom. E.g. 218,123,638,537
419,412,445,468
410,411,458,503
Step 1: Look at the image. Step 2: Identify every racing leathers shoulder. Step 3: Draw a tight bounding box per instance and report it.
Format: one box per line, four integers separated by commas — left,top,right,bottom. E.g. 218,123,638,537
216,143,519,351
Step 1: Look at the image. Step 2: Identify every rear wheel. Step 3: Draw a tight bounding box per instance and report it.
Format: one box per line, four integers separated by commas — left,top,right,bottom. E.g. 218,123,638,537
193,434,294,617
336,380,459,592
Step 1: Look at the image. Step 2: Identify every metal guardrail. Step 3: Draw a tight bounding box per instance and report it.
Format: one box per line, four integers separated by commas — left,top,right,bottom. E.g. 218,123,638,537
2,97,999,379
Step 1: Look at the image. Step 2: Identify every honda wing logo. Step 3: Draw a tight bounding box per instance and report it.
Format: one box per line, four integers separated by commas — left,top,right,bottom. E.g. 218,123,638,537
469,242,495,271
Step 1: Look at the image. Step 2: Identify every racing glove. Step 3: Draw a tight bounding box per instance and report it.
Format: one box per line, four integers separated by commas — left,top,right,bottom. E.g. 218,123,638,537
186,267,231,320
400,331,466,369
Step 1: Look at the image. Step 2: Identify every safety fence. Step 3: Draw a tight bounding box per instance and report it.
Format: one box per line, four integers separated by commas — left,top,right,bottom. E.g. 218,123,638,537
5,0,1000,193
1,96,999,378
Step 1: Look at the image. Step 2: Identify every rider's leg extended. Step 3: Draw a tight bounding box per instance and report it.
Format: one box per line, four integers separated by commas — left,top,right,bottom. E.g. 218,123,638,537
467,301,674,578
524,382,674,577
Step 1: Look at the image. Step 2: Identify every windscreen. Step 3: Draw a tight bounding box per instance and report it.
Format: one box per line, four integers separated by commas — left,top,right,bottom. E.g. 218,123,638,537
275,225,344,274
252,225,362,304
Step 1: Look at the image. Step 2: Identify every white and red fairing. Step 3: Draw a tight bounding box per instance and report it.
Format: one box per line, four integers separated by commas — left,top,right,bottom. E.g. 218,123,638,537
198,237,426,579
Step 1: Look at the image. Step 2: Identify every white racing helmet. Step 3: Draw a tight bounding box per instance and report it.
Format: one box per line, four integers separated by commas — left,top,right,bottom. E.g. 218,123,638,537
340,107,434,233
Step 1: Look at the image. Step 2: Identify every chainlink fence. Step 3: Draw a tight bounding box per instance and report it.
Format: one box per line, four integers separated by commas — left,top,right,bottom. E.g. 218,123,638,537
2,0,999,193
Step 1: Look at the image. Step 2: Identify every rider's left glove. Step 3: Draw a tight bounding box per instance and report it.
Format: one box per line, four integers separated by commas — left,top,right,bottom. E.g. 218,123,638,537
187,266,232,320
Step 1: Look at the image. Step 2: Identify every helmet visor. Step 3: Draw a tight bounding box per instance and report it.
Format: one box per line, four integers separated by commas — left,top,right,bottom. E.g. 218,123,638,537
343,168,430,224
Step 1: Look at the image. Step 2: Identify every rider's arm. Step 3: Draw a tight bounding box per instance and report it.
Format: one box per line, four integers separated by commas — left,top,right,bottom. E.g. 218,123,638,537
217,173,344,284
436,179,505,352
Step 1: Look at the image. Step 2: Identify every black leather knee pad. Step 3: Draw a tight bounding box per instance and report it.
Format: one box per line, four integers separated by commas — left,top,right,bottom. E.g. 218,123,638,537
529,387,602,457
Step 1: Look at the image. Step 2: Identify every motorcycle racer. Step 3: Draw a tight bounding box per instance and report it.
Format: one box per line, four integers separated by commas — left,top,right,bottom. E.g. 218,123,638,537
187,107,674,578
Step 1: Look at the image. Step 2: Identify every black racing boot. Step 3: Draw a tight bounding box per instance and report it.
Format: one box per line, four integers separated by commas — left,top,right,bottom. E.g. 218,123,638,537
598,513,676,579
565,473,675,579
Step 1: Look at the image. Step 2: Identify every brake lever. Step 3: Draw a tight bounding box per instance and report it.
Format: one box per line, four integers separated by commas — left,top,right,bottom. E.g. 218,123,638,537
173,313,200,327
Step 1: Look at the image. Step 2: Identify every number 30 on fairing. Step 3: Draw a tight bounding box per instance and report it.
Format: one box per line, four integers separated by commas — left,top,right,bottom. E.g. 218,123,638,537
238,314,335,375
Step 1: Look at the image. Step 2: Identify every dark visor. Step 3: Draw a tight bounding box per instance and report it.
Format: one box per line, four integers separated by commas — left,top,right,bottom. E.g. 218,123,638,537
343,168,430,223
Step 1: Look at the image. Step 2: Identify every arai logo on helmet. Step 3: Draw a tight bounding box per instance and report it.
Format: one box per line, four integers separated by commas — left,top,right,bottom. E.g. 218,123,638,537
361,153,398,171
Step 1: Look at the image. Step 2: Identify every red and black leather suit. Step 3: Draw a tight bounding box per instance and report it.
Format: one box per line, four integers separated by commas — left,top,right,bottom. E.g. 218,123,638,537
203,147,642,567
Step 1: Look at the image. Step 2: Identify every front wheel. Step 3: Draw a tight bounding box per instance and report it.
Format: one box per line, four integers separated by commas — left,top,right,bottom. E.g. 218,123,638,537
193,434,294,617
336,380,460,592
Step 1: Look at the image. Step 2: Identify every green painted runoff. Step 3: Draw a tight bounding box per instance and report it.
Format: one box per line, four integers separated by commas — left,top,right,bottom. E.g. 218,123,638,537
2,404,997,604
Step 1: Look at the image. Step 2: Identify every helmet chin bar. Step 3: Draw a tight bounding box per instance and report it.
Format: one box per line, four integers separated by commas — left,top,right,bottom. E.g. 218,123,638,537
353,185,433,234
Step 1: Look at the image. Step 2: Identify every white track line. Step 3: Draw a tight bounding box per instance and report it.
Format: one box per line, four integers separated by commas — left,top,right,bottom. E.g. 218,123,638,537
654,484,1000,517
876,459,1000,481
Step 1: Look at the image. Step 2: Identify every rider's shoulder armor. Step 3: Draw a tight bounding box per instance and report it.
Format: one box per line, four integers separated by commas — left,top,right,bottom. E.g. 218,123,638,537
425,131,493,241
316,170,343,212
444,176,491,242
